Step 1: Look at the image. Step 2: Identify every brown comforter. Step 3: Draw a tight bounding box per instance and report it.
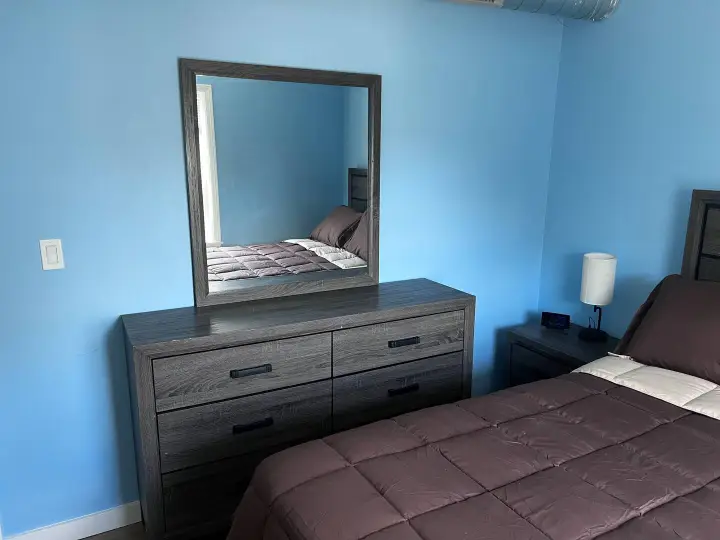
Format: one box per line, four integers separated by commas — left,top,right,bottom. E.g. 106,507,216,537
231,373,720,540
207,243,339,281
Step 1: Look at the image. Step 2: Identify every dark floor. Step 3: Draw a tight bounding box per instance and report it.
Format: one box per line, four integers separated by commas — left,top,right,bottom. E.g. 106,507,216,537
86,523,226,540
87,523,145,540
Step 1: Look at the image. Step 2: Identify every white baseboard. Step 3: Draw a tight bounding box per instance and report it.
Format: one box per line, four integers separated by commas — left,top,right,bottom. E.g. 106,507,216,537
7,502,141,540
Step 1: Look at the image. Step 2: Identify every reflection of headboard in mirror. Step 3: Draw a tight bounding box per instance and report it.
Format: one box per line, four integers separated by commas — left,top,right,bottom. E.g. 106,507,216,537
682,190,720,282
348,168,368,212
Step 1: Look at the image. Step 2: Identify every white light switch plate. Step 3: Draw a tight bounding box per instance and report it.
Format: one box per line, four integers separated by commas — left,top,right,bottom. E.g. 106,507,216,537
40,239,65,270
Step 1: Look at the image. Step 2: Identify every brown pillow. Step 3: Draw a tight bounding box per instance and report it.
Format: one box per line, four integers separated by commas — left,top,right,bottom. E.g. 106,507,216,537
614,275,670,355
622,274,720,384
343,211,368,261
311,206,361,247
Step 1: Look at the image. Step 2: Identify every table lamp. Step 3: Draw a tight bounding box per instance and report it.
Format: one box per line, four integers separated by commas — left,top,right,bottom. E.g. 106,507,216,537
579,253,617,342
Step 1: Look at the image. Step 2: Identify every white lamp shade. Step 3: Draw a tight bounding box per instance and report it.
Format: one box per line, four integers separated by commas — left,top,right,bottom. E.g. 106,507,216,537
580,253,617,307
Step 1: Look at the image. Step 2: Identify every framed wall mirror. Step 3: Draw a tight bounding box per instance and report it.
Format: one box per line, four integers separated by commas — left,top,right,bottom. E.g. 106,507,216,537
179,59,381,306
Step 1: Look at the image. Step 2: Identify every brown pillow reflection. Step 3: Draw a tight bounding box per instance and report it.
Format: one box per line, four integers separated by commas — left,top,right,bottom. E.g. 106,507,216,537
343,211,368,261
310,206,361,248
623,275,720,384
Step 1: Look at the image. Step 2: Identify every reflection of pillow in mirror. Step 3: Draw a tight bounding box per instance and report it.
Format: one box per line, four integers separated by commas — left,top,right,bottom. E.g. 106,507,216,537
343,211,368,261
311,206,362,248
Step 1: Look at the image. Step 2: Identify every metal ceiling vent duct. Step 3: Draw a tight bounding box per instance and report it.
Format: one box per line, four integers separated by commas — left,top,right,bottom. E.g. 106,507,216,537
462,0,620,21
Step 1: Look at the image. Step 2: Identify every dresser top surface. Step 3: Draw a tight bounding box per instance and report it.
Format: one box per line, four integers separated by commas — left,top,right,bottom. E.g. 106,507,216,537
123,279,473,348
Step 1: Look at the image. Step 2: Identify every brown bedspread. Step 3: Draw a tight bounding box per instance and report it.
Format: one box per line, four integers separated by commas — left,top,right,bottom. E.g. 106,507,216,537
207,243,339,281
231,373,720,540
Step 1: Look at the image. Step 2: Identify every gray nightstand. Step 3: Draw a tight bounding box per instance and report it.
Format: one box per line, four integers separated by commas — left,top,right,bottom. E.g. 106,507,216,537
507,323,620,387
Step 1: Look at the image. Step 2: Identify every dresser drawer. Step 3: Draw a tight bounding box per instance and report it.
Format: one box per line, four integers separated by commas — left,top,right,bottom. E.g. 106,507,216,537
333,352,463,431
162,451,269,534
158,380,331,473
333,311,464,376
153,334,331,412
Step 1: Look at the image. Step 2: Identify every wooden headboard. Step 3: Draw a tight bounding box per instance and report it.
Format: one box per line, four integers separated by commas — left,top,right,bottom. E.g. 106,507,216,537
348,168,368,212
682,190,720,282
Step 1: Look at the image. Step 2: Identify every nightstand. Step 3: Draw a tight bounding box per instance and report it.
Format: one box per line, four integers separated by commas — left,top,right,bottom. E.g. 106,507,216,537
507,323,620,387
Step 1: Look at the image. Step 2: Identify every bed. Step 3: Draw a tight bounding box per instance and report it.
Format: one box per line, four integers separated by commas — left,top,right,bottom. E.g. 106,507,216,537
208,169,369,282
230,190,720,540
207,240,366,281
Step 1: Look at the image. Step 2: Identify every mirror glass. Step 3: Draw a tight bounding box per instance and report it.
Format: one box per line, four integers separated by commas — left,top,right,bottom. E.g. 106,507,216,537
194,75,370,294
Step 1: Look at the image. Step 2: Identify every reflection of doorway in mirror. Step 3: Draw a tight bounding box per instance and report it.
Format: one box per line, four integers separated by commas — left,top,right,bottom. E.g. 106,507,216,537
196,84,222,247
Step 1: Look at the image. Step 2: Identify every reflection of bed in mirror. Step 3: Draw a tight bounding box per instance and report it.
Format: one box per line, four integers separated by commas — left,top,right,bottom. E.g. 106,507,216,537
183,59,380,305
207,240,364,281
190,69,373,295
207,168,369,287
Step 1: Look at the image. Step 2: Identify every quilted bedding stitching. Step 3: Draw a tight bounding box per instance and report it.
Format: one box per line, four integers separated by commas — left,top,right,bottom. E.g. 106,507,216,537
577,355,720,420
207,242,341,281
230,371,720,540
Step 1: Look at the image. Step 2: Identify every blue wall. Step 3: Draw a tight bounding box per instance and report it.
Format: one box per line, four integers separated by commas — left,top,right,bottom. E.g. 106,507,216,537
0,0,561,535
539,0,720,337
197,76,347,245
344,87,369,172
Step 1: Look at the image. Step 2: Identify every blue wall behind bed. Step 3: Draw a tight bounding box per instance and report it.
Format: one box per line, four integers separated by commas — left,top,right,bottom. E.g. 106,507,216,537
0,0,561,535
344,87,370,174
539,0,720,337
197,76,348,245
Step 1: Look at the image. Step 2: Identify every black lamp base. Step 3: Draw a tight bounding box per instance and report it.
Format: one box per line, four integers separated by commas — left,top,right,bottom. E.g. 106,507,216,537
578,327,609,343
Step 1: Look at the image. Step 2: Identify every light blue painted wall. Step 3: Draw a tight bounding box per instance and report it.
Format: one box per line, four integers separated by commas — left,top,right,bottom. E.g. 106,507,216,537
344,87,369,171
343,87,370,206
197,76,347,245
539,0,720,337
0,0,561,534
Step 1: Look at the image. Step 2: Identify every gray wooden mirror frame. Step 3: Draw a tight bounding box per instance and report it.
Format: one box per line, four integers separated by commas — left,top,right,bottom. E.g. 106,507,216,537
179,59,381,307
682,189,720,281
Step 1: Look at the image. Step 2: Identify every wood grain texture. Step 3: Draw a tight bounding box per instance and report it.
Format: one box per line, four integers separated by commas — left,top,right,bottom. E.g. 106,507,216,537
333,311,464,376
462,299,476,398
157,380,331,472
367,77,381,286
153,334,331,412
509,343,573,386
508,323,620,367
162,451,269,533
122,279,475,539
123,279,473,356
181,59,379,87
699,255,720,282
348,168,368,212
682,190,720,280
702,206,720,257
179,59,207,310
507,323,620,387
203,272,378,307
333,352,463,432
179,59,382,307
125,342,164,538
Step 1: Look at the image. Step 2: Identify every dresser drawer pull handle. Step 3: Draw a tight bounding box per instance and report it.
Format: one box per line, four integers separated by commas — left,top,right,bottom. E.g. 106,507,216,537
232,417,274,435
387,383,420,397
388,336,420,349
230,364,272,379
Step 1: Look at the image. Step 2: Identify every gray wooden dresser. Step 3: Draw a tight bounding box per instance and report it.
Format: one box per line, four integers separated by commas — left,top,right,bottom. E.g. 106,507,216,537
122,278,475,539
